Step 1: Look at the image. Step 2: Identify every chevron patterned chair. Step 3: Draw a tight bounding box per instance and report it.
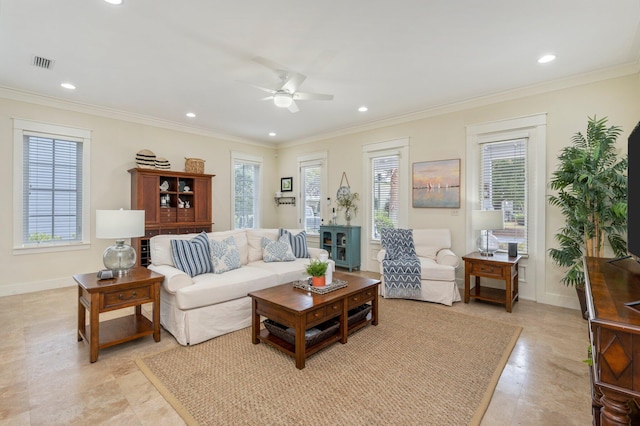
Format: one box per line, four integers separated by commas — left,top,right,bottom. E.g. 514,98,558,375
377,228,461,306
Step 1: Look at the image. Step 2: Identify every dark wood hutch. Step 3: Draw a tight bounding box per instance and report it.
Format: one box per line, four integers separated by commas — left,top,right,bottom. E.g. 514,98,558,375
129,168,214,267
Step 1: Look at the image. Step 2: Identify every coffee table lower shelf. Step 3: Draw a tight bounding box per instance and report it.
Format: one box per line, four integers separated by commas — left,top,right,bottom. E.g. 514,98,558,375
258,316,372,359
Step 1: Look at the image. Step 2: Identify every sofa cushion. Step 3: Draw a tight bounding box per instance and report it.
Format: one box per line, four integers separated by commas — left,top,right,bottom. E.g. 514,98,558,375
151,233,197,267
210,230,249,265
279,229,310,258
420,258,456,281
262,236,296,262
249,258,313,284
170,232,213,277
413,229,452,260
175,266,278,310
210,236,242,274
247,229,279,262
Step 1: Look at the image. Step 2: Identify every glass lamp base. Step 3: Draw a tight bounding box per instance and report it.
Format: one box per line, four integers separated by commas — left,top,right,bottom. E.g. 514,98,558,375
476,232,500,256
103,240,137,275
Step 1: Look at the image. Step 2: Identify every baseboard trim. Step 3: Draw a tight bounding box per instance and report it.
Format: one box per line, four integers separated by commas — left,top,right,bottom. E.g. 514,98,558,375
0,277,75,297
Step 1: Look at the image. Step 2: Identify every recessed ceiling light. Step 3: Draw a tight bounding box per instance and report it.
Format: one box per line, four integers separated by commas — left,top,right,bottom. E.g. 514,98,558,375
538,54,556,64
186,112,196,118
104,0,123,5
60,82,76,90
358,106,368,112
269,132,276,137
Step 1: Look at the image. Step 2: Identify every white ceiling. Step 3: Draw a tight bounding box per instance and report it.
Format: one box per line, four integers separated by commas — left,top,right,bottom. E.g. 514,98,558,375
1,0,639,145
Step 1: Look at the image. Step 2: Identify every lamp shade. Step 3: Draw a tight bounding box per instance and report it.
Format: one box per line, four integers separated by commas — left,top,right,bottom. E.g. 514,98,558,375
472,210,503,231
96,209,145,239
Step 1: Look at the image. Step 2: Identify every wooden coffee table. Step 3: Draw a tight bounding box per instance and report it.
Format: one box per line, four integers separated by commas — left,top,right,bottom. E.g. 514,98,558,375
249,272,380,369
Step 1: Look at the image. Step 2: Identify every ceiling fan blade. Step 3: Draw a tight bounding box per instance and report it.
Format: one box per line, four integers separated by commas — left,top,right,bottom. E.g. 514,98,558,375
281,72,307,93
261,96,274,101
293,92,334,101
288,101,299,113
252,56,289,74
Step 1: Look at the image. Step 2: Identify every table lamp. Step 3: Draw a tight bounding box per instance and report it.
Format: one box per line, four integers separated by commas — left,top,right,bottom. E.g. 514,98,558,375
96,209,145,275
472,210,503,256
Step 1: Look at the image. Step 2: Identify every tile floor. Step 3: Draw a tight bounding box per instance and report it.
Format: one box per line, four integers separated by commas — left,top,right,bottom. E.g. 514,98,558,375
0,273,592,425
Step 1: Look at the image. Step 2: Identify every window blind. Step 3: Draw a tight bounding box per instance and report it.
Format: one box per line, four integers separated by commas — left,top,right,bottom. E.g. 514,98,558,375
22,135,83,244
301,164,321,234
371,154,399,239
479,139,528,253
234,161,260,229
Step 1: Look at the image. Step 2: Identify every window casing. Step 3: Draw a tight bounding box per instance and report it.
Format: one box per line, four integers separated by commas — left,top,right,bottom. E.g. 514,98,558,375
479,138,528,253
232,153,262,229
13,119,91,254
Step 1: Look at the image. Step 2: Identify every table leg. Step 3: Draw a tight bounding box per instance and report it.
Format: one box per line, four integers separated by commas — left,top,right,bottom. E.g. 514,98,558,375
372,286,379,326
514,266,519,302
340,304,348,344
464,265,470,303
251,298,260,344
505,266,513,313
152,282,161,342
89,293,100,363
295,316,306,369
77,286,85,342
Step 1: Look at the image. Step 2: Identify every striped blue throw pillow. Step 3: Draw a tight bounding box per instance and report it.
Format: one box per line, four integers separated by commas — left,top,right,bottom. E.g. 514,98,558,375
278,229,310,258
170,232,213,277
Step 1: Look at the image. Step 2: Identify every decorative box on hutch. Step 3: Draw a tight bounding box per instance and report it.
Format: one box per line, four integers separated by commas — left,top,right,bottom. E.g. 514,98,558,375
129,168,215,267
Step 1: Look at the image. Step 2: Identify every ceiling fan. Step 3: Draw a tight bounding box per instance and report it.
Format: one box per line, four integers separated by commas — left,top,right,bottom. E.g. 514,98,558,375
246,57,334,113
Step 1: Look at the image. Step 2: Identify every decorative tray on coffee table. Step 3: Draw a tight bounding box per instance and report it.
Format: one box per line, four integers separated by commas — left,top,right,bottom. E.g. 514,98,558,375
293,278,348,294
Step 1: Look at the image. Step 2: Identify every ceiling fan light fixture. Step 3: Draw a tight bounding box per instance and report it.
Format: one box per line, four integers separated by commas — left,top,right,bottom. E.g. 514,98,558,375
273,92,293,108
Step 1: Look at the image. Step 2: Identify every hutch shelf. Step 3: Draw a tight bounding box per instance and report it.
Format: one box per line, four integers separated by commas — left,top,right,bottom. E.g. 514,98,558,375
129,168,215,267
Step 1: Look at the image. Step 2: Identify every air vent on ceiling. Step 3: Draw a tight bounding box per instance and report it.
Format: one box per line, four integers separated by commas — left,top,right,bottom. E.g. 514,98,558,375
32,55,55,70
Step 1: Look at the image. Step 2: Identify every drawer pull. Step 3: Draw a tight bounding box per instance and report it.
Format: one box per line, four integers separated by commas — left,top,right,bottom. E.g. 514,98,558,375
119,291,137,300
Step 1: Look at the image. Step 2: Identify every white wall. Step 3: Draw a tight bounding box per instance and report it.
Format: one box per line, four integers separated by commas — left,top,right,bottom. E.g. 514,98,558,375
0,95,278,295
276,72,640,310
2,72,638,306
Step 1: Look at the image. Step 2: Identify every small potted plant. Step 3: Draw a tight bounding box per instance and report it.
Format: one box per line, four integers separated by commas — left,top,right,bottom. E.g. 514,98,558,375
305,259,328,287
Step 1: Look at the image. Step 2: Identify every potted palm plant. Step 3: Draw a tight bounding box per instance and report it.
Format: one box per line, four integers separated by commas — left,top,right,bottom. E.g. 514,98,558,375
306,259,329,287
548,116,628,318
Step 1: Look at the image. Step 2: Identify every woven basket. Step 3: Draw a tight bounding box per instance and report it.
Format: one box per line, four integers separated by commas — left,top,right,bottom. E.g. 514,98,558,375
348,304,372,326
185,157,205,174
263,319,339,347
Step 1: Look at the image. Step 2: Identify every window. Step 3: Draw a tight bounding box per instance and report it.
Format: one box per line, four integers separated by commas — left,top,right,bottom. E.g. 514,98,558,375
232,153,262,229
13,119,91,253
479,139,528,253
363,138,409,241
298,153,326,234
371,155,399,239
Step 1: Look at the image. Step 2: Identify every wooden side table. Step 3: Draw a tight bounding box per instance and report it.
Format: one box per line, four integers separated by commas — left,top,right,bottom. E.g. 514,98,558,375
462,252,521,312
74,267,164,362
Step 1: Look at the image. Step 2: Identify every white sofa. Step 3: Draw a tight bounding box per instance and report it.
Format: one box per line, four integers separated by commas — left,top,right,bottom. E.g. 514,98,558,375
148,228,331,345
377,229,461,306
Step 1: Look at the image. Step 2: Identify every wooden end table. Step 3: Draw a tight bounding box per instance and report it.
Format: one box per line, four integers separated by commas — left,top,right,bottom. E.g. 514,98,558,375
249,272,380,369
74,267,164,363
462,251,521,312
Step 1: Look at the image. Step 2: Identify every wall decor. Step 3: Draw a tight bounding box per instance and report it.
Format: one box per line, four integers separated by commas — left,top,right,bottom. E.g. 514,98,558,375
281,177,293,192
412,158,460,208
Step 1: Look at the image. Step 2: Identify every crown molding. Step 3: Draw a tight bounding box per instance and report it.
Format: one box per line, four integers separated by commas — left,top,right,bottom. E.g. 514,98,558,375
0,86,274,149
277,61,640,149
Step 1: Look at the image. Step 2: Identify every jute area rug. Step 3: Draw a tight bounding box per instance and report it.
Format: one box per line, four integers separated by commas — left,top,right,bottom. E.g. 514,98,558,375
137,297,521,426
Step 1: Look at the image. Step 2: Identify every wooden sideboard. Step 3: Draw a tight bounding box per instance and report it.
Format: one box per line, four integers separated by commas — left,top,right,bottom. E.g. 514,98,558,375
584,256,640,425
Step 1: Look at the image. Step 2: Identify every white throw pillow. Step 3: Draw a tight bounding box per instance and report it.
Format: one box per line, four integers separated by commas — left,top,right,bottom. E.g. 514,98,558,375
210,236,242,274
261,235,296,262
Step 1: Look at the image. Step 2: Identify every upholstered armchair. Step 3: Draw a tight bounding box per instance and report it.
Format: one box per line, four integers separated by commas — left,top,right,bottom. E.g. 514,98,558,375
377,228,461,306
